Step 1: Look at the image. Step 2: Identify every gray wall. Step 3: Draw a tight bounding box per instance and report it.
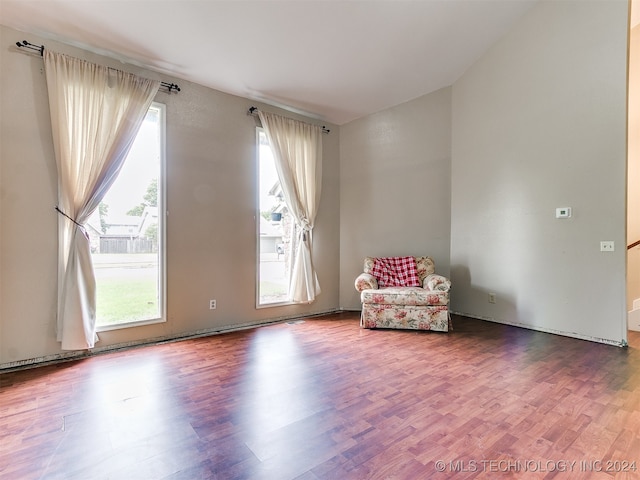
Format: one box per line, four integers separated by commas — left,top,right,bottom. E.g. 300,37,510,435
450,0,628,344
0,25,340,366
339,87,452,310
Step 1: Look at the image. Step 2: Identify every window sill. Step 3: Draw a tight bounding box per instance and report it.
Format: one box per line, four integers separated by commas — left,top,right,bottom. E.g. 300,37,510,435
96,317,166,332
256,300,294,309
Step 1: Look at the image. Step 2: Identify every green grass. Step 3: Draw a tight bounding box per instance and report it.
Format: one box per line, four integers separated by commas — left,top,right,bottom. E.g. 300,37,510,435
259,281,288,304
260,281,288,296
96,276,159,326
95,262,286,324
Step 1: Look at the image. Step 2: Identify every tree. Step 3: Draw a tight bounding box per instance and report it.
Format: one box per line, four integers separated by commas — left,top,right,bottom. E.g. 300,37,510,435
98,202,109,234
127,178,158,216
127,204,145,216
144,223,158,243
143,178,158,207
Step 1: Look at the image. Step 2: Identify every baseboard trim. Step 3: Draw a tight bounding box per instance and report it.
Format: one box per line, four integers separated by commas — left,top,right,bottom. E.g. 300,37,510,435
451,310,627,348
0,309,343,373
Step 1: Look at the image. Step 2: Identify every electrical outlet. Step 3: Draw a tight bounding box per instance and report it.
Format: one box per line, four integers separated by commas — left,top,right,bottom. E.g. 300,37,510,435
209,299,217,310
488,293,497,304
600,241,615,252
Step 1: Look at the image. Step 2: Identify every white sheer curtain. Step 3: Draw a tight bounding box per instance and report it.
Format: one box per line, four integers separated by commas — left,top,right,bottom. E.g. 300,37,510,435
258,111,323,303
44,50,160,350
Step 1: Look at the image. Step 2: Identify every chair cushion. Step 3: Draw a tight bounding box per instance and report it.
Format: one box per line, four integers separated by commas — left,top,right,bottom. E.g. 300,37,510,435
370,256,421,287
361,287,449,306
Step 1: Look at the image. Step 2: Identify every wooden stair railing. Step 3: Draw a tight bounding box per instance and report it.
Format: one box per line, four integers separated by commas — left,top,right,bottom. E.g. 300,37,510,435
628,239,640,250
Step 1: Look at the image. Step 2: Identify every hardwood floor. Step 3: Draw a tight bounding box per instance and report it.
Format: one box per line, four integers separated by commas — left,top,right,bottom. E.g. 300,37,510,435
2,312,640,479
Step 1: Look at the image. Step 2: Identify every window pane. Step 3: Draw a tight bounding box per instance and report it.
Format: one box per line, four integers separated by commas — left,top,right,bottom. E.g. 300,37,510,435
258,129,290,305
91,104,165,328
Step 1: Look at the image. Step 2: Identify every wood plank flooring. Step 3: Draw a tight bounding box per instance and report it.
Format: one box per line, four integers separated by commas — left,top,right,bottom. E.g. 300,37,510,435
2,312,640,479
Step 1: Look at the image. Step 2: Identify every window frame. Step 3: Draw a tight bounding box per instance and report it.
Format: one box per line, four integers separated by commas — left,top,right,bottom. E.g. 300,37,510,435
95,101,167,331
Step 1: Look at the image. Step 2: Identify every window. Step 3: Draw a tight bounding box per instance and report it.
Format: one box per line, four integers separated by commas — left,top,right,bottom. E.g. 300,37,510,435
92,103,166,329
257,129,291,306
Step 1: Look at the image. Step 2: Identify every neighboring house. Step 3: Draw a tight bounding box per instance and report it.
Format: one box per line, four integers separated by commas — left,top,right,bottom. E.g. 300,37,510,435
266,181,291,261
260,181,287,256
85,206,158,254
268,182,284,207
138,206,158,240
259,215,283,254
84,218,103,254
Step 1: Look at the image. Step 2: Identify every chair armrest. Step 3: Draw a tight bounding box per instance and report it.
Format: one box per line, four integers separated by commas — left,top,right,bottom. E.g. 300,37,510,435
355,273,378,292
424,274,451,292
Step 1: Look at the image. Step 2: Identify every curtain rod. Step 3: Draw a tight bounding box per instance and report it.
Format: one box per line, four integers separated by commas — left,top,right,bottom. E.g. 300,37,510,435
15,40,181,93
248,106,330,134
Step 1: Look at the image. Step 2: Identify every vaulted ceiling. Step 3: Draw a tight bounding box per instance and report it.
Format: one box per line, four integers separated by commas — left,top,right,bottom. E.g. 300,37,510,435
1,0,538,124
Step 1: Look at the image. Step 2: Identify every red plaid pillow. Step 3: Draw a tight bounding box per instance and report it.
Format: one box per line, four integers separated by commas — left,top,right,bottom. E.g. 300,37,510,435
371,257,421,287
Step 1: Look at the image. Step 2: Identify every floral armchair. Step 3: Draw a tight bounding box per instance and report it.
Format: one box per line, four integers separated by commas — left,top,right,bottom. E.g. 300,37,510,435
354,256,451,332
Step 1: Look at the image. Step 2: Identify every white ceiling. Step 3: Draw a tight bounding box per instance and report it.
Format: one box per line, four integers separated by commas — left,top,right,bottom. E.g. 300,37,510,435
1,0,538,125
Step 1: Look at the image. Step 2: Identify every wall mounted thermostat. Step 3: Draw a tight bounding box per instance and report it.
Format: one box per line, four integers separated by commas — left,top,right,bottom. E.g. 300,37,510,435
555,207,572,218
